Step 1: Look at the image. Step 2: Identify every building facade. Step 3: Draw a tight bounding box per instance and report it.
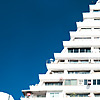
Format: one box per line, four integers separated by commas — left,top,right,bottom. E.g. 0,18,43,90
21,0,100,100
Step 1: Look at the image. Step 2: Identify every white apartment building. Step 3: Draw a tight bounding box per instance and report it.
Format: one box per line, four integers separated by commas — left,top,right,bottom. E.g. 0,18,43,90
21,0,100,100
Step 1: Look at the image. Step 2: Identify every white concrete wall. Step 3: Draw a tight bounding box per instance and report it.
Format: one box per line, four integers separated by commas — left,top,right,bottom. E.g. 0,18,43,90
47,63,100,71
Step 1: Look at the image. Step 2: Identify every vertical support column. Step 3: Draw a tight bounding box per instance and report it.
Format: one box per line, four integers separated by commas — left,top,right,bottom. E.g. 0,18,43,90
62,91,66,98
90,70,94,74
91,47,94,53
91,59,94,63
64,70,68,74
65,60,68,63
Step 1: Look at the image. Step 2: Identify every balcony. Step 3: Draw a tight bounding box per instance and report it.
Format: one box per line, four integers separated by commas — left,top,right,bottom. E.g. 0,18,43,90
54,53,100,60
21,97,100,100
63,41,100,47
46,59,55,64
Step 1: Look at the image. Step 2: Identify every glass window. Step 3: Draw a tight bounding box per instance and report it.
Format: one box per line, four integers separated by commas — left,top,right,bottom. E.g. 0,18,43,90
55,93,59,97
94,37,100,39
68,71,90,74
65,80,71,85
93,79,96,85
74,48,78,53
50,93,59,98
93,10,100,12
71,80,77,85
80,60,89,63
86,48,91,53
59,60,65,62
69,60,78,63
95,94,100,97
65,80,77,85
68,48,73,53
53,71,64,74
94,28,100,29
81,28,91,30
37,95,46,97
84,80,87,85
45,82,62,86
80,48,85,53
50,93,54,97
94,19,100,20
67,93,89,97
97,79,100,85
94,60,100,63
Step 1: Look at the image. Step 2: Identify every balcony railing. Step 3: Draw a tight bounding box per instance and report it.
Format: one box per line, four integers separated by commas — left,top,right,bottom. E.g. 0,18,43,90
21,97,100,100
46,59,55,64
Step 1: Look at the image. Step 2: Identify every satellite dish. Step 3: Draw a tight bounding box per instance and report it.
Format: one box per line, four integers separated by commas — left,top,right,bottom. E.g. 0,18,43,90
0,92,14,100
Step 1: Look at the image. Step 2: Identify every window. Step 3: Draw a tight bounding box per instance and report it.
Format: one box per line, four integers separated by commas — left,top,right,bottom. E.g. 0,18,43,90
52,71,64,74
80,48,85,53
67,93,89,97
86,48,91,52
65,79,77,85
81,28,91,30
68,71,90,74
80,60,89,63
94,37,100,39
59,60,65,62
75,37,91,39
80,48,91,53
45,82,63,86
94,28,100,30
93,10,100,12
50,93,59,98
37,95,46,98
94,70,100,72
68,60,78,63
68,48,91,53
95,94,100,97
84,79,91,85
84,79,100,85
93,79,96,85
97,79,100,85
84,80,87,85
94,19,100,20
68,48,73,53
74,48,78,53
94,60,100,63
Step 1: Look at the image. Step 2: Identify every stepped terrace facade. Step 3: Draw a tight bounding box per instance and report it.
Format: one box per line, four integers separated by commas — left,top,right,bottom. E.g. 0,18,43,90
21,0,100,100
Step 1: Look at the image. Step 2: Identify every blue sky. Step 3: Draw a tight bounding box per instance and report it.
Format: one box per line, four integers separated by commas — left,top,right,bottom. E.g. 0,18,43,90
0,0,97,99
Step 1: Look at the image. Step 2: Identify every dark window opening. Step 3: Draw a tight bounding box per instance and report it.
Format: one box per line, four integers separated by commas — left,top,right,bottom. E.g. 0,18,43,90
52,71,64,74
66,93,89,97
93,10,100,12
97,79,100,85
45,82,63,86
93,79,96,85
59,60,65,62
81,28,91,29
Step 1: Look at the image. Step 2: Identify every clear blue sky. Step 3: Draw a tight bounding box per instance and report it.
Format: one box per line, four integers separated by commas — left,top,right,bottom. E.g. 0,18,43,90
0,0,97,99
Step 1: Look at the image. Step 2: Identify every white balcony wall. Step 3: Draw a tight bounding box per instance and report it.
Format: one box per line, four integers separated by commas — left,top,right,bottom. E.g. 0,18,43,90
70,31,100,38
77,22,100,29
28,86,100,93
83,13,100,19
54,53,100,59
63,41,100,47
89,5,100,12
47,63,100,71
21,97,100,100
39,74,100,81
